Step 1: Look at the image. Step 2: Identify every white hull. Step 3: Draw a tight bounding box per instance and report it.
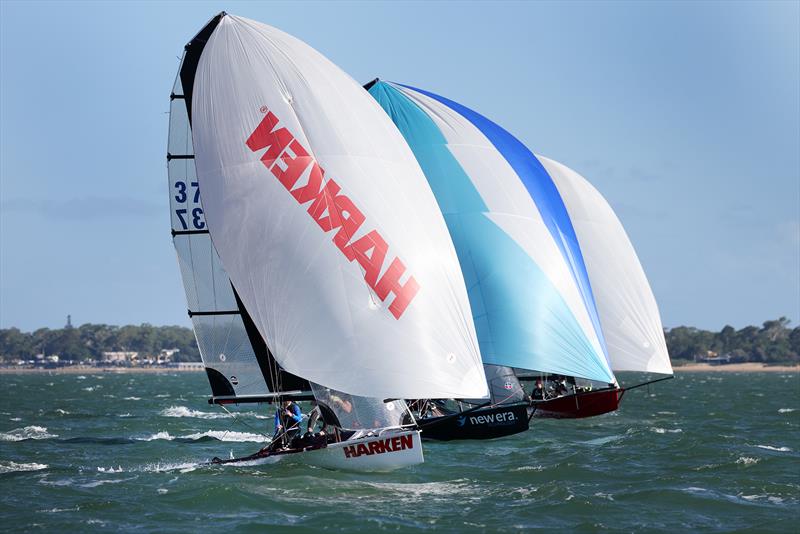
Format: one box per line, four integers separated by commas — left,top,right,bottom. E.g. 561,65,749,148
305,429,423,472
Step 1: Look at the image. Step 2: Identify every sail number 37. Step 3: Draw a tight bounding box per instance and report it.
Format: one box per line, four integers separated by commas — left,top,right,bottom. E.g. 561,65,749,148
174,181,205,230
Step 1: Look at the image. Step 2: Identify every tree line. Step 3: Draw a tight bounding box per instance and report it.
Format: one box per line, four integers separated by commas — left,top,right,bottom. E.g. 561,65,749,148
666,317,799,364
0,323,199,362
0,318,798,364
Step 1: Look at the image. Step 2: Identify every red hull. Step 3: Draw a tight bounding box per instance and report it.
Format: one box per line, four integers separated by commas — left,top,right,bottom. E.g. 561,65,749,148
532,387,622,419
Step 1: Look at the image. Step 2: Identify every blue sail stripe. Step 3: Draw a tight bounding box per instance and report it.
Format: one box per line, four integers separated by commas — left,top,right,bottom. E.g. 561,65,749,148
396,83,611,367
369,82,615,383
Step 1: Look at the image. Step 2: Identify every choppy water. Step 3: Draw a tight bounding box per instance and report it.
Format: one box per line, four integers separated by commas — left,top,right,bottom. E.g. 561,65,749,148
0,371,797,532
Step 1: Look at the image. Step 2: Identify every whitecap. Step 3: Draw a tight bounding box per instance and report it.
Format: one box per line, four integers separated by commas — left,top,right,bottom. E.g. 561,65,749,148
124,397,141,401
160,406,228,420
157,488,168,494
55,409,70,415
97,466,124,473
9,417,21,422
181,430,266,443
118,413,133,418
141,462,199,473
778,408,796,414
77,376,87,380
736,456,759,465
656,411,676,415
756,445,791,452
136,431,174,441
513,465,545,472
650,427,682,434
82,387,95,392
0,426,57,441
0,461,48,474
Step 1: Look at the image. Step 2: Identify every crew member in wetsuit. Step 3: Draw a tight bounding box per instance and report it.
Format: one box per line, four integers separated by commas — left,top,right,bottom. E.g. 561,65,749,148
306,400,328,436
532,378,545,400
272,399,303,450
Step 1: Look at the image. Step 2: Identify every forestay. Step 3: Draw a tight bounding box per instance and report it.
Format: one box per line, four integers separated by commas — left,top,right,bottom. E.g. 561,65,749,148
190,15,487,400
368,81,615,384
541,157,672,375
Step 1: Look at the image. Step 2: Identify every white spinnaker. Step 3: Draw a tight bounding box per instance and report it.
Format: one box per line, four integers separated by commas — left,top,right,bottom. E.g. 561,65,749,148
540,157,672,375
168,59,268,396
191,15,487,399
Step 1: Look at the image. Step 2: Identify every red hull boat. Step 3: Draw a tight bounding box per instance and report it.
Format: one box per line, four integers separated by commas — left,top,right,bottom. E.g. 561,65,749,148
531,387,623,419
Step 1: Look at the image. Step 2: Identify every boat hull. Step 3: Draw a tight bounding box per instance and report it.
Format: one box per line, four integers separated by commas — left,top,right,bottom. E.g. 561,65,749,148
531,387,621,419
306,429,423,472
419,403,530,441
212,429,423,472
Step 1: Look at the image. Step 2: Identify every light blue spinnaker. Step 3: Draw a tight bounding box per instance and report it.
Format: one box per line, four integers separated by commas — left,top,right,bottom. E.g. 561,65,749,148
368,81,615,384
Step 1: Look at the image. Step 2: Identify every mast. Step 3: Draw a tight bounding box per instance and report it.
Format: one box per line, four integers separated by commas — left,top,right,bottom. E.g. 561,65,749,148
167,12,309,402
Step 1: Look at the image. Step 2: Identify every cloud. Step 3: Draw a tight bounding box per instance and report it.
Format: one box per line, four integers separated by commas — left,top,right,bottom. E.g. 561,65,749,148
1,196,162,221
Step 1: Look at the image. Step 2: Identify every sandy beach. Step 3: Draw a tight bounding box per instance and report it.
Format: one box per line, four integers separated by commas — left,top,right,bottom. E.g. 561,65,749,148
673,362,799,373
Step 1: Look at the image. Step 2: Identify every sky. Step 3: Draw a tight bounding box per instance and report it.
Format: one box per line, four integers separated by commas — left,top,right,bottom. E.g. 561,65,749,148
1,0,798,333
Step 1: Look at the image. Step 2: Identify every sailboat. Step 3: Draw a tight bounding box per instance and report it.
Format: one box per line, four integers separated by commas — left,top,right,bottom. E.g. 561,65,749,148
528,156,674,417
167,14,488,470
366,80,671,431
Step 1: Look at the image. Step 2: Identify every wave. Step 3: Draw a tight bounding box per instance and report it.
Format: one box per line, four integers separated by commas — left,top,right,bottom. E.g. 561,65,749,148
59,436,135,445
9,417,21,422
756,445,791,452
141,462,199,473
649,427,683,434
0,426,57,441
0,461,48,474
135,430,267,443
160,406,229,420
97,466,124,473
79,476,138,488
513,465,545,472
181,430,267,443
137,431,174,442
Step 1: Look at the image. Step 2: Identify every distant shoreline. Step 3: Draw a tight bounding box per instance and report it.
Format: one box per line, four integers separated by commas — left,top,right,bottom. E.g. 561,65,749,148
1,362,797,375
0,366,204,374
673,362,799,373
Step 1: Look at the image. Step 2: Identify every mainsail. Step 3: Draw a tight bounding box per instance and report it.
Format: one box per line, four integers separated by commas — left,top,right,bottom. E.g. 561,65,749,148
367,81,615,384
539,157,673,375
168,44,308,399
187,15,487,400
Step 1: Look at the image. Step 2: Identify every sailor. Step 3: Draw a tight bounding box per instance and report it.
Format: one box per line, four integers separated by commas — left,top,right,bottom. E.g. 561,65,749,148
553,376,569,397
306,400,328,436
532,378,545,400
273,399,303,450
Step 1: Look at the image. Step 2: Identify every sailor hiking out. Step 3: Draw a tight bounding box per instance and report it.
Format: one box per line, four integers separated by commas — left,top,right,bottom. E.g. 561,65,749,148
272,400,303,450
